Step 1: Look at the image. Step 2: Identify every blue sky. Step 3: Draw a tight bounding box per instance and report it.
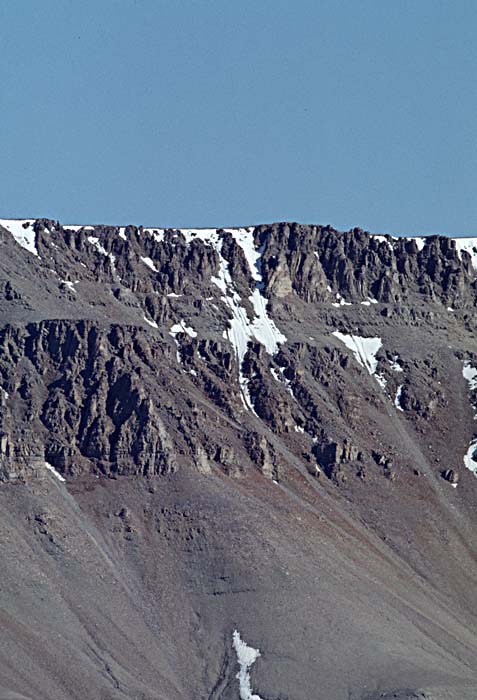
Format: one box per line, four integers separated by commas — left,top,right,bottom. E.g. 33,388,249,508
1,1,475,235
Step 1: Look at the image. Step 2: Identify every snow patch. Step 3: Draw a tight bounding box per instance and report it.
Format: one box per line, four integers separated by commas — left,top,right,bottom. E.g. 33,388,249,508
463,440,477,476
144,228,165,243
462,361,477,476
332,332,382,376
44,462,65,482
60,280,77,293
270,366,294,398
371,235,393,250
224,228,287,353
463,361,477,392
412,237,426,252
143,316,158,329
394,385,404,411
389,356,403,372
232,630,263,700
87,236,116,266
65,225,94,232
169,320,197,339
140,256,158,272
454,237,477,271
332,292,352,307
333,332,387,389
0,219,39,257
169,320,197,367
375,373,387,390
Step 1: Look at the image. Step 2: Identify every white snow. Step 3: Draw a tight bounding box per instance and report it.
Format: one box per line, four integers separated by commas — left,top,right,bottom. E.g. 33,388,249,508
177,228,285,411
371,235,393,250
0,219,39,257
463,440,477,476
87,236,107,256
177,228,219,246
462,361,477,476
294,425,305,433
169,320,197,366
118,227,127,240
332,331,382,377
169,320,197,339
232,630,263,700
224,228,287,353
412,237,426,252
87,236,116,266
65,225,94,232
249,288,287,351
454,237,477,271
140,256,158,272
389,355,403,372
270,366,294,398
463,361,477,392
143,316,158,329
332,292,352,307
144,228,165,243
226,228,261,278
1,388,9,400
375,373,387,390
60,280,77,293
44,462,65,482
394,385,404,411
167,292,182,298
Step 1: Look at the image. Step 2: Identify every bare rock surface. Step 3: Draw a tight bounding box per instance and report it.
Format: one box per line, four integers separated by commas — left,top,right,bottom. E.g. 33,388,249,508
0,218,477,699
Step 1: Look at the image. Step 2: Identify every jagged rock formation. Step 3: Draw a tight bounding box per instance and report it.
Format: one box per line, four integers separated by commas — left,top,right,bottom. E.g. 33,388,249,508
0,218,477,700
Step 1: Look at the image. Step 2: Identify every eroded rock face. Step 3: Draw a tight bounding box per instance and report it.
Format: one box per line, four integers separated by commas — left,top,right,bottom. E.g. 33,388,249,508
1,219,477,490
1,219,477,700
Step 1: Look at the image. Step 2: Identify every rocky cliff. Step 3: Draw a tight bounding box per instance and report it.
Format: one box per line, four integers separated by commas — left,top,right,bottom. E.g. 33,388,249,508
0,217,476,700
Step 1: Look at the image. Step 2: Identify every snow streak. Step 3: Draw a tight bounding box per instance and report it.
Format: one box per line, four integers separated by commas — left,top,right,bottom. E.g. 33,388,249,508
462,361,477,476
232,630,263,700
332,331,385,388
0,219,39,257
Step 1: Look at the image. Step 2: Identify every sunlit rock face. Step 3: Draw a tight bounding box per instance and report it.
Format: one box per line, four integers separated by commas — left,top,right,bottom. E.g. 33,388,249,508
0,218,477,700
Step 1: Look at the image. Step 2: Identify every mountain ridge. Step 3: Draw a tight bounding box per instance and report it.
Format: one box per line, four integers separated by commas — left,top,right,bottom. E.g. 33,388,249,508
0,217,476,700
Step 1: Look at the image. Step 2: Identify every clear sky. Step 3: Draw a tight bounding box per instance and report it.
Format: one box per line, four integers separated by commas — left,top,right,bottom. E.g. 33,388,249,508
1,1,476,235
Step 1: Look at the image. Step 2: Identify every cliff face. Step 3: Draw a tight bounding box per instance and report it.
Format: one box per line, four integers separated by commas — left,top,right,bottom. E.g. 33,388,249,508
0,218,477,700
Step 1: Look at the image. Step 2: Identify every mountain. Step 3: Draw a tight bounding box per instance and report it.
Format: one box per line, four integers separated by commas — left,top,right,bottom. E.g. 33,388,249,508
0,217,476,700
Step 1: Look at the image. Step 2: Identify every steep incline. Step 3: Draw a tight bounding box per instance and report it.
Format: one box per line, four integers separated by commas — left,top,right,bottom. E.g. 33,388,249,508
0,218,476,700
